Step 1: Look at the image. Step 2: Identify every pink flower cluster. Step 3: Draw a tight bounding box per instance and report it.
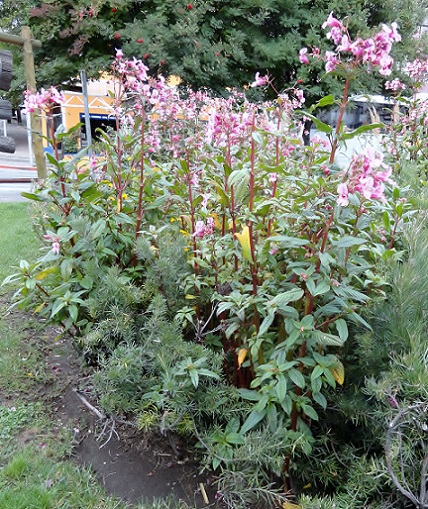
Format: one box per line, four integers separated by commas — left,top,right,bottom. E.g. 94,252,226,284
205,93,256,148
405,99,428,127
300,12,401,76
43,232,60,255
112,54,305,165
405,58,428,81
310,134,330,149
23,87,64,113
194,218,215,238
336,148,394,206
385,78,406,92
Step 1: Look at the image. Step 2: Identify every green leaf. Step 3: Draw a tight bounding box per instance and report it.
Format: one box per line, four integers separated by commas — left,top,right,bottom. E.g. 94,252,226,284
382,211,391,231
189,369,199,388
268,236,309,248
300,112,333,134
258,310,275,337
311,375,322,394
289,368,305,389
212,456,222,471
275,375,287,403
226,432,245,445
241,409,267,434
311,365,323,381
336,236,367,248
281,395,293,416
312,330,344,346
60,259,73,280
309,94,335,112
301,403,319,420
312,391,327,409
313,280,330,296
238,389,261,401
215,185,230,207
305,278,316,296
340,123,384,140
197,368,220,380
51,300,66,317
269,289,304,308
335,319,348,342
225,418,240,435
68,304,78,322
192,195,203,207
21,192,46,202
91,219,106,239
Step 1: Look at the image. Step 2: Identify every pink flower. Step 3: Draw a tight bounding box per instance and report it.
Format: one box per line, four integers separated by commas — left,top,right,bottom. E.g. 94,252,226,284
337,35,352,52
115,48,123,59
195,220,205,238
327,26,343,45
194,218,215,238
189,171,200,187
51,242,60,255
299,48,309,65
269,173,278,183
295,89,305,104
322,12,343,30
250,72,269,87
325,51,338,73
337,183,349,207
205,217,215,235
201,193,210,208
382,22,401,43
43,232,61,254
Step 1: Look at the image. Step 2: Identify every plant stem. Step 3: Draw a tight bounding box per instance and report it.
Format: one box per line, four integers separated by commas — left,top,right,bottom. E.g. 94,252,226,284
329,77,351,164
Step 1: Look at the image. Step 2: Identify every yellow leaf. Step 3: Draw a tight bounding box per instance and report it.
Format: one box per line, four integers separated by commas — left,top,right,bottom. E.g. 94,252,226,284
211,212,221,230
330,360,345,385
35,267,56,280
33,302,46,313
282,502,301,509
180,229,191,236
185,294,196,300
235,226,253,263
238,348,247,367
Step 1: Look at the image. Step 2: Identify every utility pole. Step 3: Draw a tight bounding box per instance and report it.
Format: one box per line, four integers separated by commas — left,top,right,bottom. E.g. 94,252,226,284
80,70,93,158
0,27,46,179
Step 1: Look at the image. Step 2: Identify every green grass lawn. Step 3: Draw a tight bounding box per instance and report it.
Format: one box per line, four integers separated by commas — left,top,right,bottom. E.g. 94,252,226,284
0,202,40,284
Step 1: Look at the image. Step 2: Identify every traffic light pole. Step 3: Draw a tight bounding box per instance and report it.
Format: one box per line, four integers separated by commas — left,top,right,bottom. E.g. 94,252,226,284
0,27,46,180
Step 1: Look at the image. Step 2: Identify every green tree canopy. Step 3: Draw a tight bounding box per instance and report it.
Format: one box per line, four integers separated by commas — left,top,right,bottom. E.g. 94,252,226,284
24,0,428,100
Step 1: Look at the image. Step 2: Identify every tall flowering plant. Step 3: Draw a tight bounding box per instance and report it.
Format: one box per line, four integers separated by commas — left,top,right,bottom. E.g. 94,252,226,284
300,12,400,163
